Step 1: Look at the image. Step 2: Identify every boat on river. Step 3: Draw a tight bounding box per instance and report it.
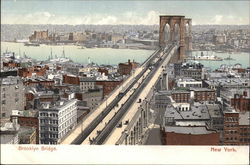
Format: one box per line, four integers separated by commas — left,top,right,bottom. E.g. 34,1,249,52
188,51,223,61
24,42,40,46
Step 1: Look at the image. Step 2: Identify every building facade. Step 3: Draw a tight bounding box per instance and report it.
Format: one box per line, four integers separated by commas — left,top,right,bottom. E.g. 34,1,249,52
39,99,77,144
118,59,138,75
0,76,25,118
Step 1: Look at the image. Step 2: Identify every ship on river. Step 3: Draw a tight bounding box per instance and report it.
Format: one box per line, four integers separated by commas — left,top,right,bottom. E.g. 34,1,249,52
188,51,223,61
24,42,40,46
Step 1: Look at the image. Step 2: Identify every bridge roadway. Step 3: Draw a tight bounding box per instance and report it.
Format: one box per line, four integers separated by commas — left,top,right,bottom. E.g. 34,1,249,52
92,44,177,144
60,48,161,144
81,69,152,144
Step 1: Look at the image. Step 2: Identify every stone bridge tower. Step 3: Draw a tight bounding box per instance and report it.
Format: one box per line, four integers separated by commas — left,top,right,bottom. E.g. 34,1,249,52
159,15,192,61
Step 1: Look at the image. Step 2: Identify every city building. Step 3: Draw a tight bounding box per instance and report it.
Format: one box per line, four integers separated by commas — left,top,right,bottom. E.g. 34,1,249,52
174,62,205,80
223,110,250,145
82,88,103,110
176,78,202,88
213,34,227,45
11,110,39,144
18,65,48,78
96,80,122,96
171,90,190,103
63,74,80,85
0,76,25,118
161,101,223,145
23,77,54,88
0,121,20,144
29,30,49,42
80,77,122,96
39,97,77,144
118,59,139,75
18,126,36,144
191,87,216,102
161,126,220,145
220,88,250,112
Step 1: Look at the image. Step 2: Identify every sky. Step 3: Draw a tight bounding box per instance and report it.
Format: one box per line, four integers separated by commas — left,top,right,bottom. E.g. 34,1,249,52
1,0,249,25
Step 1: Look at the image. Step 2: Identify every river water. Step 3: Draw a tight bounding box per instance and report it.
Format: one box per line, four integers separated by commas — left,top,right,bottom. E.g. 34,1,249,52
1,42,249,69
189,51,250,70
1,42,154,65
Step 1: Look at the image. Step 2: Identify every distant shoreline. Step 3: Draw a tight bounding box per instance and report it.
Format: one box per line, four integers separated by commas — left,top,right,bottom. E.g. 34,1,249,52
1,41,157,51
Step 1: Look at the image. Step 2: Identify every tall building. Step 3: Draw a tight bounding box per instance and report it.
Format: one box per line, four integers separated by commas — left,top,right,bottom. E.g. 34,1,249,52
0,76,25,118
223,110,250,145
39,98,77,144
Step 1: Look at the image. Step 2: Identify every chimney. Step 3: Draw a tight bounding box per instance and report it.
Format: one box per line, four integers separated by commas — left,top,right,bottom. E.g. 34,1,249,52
128,59,131,64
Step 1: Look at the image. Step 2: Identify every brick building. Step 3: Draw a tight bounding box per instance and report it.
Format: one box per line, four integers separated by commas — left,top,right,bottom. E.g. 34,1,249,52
223,111,250,145
98,68,109,76
29,30,49,42
223,111,240,145
18,65,48,78
118,59,139,75
80,77,122,96
96,80,122,96
63,74,80,85
191,88,216,102
170,88,216,103
23,78,54,88
221,88,250,112
171,90,190,103
161,126,220,145
231,94,250,112
3,61,21,68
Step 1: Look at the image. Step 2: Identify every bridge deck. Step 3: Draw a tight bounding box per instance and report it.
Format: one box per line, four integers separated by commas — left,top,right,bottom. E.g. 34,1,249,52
104,46,176,144
81,69,151,144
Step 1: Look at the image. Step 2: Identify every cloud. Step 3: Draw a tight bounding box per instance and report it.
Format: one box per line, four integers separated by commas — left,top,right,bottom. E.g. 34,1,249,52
211,15,223,24
2,11,160,25
207,14,249,25
2,11,249,25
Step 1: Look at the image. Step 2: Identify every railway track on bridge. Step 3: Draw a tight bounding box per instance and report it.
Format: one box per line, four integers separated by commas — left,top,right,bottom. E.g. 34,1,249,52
91,44,175,144
70,48,161,144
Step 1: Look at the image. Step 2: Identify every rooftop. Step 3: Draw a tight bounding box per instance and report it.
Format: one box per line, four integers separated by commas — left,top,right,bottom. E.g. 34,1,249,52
39,98,77,111
165,102,211,120
177,77,202,82
205,77,249,87
164,126,216,134
0,76,22,85
207,104,223,118
239,112,250,126
190,87,215,92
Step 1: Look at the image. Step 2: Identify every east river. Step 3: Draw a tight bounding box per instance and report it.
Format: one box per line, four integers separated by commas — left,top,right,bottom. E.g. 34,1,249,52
1,42,249,69
1,42,154,65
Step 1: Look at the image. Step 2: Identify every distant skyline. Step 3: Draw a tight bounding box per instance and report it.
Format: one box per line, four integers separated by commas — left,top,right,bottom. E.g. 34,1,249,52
1,0,249,25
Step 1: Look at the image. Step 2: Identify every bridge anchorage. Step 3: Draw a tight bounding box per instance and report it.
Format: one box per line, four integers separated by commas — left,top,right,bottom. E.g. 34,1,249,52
60,15,192,145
